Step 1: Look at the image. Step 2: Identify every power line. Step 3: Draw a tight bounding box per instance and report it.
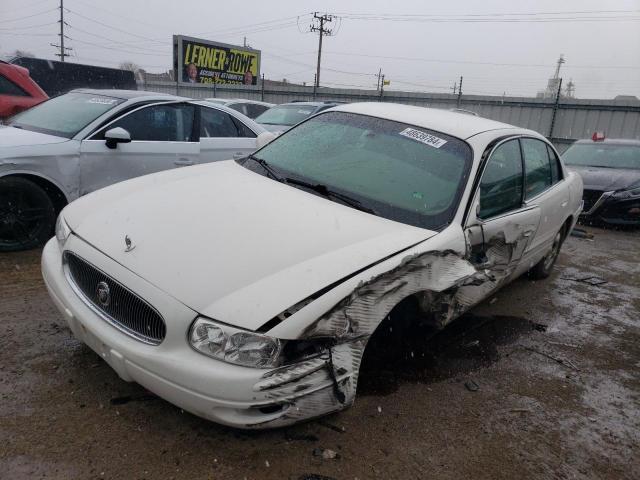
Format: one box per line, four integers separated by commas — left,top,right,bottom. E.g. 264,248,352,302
1,0,54,16
0,7,58,24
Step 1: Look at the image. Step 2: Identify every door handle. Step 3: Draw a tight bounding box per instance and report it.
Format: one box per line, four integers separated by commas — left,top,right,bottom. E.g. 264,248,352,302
561,200,568,208
174,158,194,166
232,152,245,159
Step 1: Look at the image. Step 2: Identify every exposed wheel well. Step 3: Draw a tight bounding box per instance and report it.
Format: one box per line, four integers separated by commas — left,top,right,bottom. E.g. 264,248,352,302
5,174,68,216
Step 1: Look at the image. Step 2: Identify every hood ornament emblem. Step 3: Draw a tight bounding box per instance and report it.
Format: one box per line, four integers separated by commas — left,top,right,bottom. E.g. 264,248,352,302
124,235,135,252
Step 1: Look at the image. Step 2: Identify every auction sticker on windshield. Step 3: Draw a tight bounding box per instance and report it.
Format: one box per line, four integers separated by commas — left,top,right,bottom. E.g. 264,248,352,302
399,128,447,148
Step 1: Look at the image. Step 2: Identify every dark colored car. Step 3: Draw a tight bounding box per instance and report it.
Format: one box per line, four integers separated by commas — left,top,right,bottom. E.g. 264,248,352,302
563,138,640,226
0,61,48,119
10,57,136,97
255,101,343,133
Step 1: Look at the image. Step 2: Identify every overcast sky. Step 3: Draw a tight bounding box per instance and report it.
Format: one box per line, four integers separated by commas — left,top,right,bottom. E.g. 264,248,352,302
1,0,639,99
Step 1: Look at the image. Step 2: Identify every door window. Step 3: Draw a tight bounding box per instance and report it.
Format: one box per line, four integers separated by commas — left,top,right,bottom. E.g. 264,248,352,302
245,103,269,119
0,74,29,96
522,138,553,199
547,144,563,183
97,104,195,141
200,107,256,138
479,139,523,219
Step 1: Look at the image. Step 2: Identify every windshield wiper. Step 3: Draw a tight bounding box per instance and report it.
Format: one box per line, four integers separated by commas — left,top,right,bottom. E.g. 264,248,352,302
245,154,284,182
284,177,377,215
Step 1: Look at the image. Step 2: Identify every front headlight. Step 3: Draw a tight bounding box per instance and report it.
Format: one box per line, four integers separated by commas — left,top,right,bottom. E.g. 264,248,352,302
55,214,71,246
614,185,640,199
189,317,282,368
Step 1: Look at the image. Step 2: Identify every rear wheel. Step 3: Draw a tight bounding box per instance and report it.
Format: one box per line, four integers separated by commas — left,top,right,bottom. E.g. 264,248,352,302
0,177,56,252
529,226,564,279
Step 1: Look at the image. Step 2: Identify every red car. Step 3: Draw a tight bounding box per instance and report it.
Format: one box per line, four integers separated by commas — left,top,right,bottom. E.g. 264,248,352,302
0,61,48,120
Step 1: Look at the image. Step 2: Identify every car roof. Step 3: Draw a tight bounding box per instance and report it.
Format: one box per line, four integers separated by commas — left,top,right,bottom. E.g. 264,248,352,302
205,98,273,106
280,101,340,107
71,88,184,101
573,138,640,146
330,102,523,139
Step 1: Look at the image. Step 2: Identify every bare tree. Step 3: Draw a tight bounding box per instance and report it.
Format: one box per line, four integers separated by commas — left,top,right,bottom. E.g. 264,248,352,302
119,61,141,72
12,49,35,58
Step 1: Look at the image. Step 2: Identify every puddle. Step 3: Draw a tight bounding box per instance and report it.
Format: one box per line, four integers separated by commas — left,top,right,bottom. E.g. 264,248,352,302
358,312,547,396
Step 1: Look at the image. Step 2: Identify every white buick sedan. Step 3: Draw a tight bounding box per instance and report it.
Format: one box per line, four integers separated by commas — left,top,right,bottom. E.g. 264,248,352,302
42,103,583,429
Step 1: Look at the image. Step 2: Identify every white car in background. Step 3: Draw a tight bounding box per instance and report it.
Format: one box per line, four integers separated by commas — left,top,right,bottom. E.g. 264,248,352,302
204,98,274,119
0,89,274,251
42,103,582,429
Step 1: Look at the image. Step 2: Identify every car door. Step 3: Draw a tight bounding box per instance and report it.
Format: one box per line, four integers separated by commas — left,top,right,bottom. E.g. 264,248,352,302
78,103,199,195
520,137,570,258
198,105,258,163
465,138,541,282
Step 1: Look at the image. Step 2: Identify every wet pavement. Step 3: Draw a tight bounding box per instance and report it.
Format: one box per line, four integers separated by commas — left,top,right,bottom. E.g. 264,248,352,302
1,225,639,479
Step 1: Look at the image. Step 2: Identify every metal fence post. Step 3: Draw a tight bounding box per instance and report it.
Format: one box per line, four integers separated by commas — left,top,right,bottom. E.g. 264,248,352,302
548,78,563,139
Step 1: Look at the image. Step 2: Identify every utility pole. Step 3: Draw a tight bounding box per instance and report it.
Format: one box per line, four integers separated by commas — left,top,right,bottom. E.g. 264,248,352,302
375,68,382,91
310,12,334,89
548,77,563,139
456,76,463,107
313,73,317,100
261,73,265,101
51,0,71,61
451,82,457,95
379,74,385,102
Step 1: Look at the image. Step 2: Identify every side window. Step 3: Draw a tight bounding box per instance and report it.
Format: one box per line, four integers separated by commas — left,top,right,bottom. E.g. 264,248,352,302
245,104,268,119
231,116,256,138
97,104,194,141
522,138,552,199
0,74,29,97
229,103,249,116
547,144,563,184
479,139,523,219
200,107,241,138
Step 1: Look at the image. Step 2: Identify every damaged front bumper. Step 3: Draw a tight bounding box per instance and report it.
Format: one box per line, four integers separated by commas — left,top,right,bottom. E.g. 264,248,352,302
580,191,640,226
41,237,358,429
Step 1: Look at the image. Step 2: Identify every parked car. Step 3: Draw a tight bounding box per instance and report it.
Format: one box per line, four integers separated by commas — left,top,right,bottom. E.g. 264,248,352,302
563,135,640,226
0,89,273,251
10,57,137,97
254,101,343,133
0,61,48,120
204,98,274,119
42,103,582,429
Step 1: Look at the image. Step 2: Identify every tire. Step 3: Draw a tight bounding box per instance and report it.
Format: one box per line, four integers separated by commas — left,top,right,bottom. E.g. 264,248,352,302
528,226,565,280
0,177,56,252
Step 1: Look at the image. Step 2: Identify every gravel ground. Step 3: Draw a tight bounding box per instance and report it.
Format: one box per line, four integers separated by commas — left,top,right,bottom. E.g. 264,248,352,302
1,225,638,480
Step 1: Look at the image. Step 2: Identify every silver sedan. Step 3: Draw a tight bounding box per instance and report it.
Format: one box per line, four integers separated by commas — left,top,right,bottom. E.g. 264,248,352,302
0,89,273,251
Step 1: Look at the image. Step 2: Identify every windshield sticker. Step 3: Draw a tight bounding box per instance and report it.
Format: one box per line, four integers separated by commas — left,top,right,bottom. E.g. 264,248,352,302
399,128,447,148
298,110,313,114
87,97,119,105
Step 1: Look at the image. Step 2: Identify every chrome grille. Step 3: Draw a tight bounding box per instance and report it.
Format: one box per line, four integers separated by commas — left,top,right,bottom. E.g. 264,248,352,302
63,251,166,345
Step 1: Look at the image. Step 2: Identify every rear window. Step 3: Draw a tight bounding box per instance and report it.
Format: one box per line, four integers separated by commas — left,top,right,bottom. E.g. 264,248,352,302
255,104,317,126
563,143,640,170
0,74,29,97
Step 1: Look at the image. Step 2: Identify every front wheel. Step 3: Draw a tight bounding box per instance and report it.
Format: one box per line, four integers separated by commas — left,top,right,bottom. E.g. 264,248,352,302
528,227,565,280
0,177,56,252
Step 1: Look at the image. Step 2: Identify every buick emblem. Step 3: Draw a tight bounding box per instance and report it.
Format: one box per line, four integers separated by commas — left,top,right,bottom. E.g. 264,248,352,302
96,281,111,308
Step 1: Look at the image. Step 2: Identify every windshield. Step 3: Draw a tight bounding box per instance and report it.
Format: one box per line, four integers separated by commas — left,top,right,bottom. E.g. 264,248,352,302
8,92,125,138
255,104,317,126
204,99,227,104
245,111,473,230
563,143,640,170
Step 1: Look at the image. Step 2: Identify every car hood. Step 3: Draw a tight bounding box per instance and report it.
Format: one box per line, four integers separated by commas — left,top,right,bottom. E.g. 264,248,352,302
567,165,640,191
0,125,68,147
65,161,434,331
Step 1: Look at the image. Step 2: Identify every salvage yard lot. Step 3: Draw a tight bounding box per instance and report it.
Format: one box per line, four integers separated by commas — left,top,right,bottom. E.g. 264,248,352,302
1,226,639,480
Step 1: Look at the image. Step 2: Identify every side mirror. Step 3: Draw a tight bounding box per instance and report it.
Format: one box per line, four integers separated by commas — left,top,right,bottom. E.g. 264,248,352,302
256,131,276,149
105,127,131,149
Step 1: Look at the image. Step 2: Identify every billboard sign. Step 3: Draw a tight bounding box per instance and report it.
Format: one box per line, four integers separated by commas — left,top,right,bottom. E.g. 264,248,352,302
173,35,260,86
